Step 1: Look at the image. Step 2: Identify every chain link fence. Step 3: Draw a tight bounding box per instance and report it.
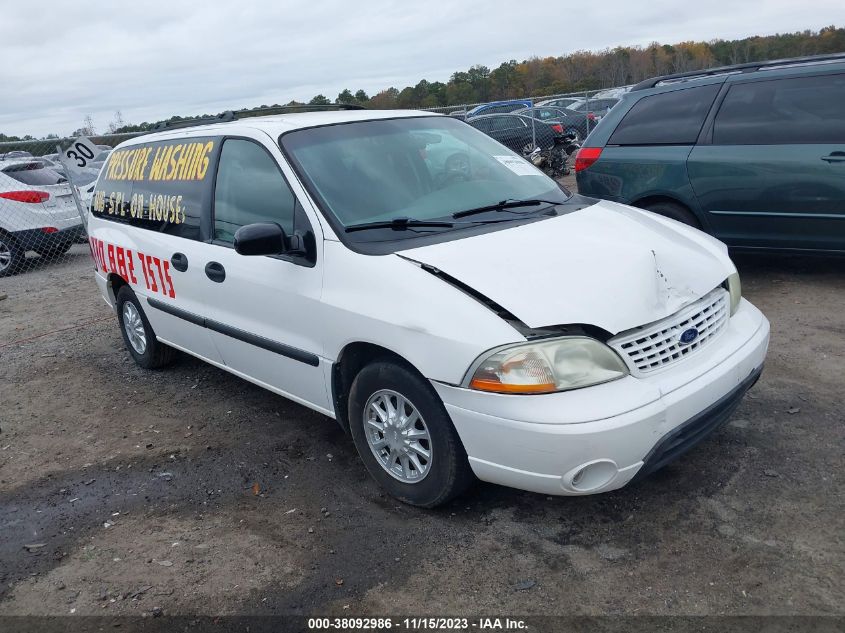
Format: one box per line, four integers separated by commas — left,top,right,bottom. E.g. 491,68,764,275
0,85,629,280
0,133,146,279
420,87,631,179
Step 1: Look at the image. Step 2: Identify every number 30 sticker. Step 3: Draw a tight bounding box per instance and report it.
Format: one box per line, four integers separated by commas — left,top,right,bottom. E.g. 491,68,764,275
62,136,100,173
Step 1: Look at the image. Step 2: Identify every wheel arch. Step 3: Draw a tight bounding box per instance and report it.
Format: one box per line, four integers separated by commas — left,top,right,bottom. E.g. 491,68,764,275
630,195,704,229
106,272,130,306
331,341,427,433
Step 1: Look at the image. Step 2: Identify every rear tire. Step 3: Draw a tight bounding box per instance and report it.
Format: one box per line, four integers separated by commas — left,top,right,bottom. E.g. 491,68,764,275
348,361,474,507
116,286,177,369
0,233,23,277
641,201,701,229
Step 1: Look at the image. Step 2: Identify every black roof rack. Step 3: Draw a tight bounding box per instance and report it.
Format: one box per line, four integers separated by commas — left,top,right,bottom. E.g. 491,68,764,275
630,52,845,92
153,111,236,131
153,103,366,131
238,103,366,116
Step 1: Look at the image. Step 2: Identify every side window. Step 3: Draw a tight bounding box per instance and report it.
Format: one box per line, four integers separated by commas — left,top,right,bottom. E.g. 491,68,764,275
213,139,295,243
492,117,523,132
608,84,721,145
713,73,845,145
471,119,492,133
92,137,218,241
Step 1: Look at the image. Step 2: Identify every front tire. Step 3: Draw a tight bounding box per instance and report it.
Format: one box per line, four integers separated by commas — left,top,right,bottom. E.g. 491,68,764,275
116,286,177,369
348,361,474,507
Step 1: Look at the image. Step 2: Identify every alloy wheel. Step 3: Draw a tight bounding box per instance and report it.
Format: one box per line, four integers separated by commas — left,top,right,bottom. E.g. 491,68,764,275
363,389,433,483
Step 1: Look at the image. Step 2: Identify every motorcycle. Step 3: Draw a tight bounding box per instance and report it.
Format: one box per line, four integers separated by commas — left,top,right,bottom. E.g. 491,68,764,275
526,129,580,178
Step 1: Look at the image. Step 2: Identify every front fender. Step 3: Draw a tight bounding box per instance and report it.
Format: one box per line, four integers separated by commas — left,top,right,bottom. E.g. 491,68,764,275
319,241,524,385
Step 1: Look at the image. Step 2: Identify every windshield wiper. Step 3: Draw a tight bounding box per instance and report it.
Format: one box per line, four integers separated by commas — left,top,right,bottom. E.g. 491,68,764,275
452,199,562,219
345,217,454,233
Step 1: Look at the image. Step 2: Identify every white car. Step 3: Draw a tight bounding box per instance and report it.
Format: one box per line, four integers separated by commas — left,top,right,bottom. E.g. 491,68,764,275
87,109,769,507
0,158,85,275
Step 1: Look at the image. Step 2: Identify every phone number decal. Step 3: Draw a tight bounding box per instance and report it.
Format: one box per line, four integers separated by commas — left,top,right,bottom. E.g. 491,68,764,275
89,237,176,299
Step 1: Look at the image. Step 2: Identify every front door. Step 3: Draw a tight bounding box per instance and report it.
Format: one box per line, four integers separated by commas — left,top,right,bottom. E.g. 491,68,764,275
198,134,330,413
688,72,845,251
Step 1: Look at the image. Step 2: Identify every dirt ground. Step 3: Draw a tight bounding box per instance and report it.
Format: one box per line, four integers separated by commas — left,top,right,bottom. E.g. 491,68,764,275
1,234,843,619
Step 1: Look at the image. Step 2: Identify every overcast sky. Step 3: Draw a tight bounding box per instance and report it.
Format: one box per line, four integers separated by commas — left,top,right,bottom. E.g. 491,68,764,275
2,0,843,138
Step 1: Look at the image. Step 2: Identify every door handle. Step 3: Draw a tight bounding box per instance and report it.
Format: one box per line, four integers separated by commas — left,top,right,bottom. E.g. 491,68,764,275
171,252,188,272
821,152,845,163
204,261,226,283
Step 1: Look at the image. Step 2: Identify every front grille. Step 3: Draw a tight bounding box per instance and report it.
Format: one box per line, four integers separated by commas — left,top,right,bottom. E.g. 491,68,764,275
609,288,729,375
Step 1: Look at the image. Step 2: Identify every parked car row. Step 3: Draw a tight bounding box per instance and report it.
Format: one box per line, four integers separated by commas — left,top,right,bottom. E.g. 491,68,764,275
454,96,622,181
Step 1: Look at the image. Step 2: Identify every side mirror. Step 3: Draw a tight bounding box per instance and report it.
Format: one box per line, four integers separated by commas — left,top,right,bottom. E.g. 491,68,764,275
233,222,287,256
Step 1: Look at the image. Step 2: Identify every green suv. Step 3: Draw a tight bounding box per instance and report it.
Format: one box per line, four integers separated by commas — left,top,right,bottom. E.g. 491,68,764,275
575,53,845,253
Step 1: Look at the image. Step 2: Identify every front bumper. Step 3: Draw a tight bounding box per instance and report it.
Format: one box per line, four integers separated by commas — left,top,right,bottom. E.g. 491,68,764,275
433,298,770,496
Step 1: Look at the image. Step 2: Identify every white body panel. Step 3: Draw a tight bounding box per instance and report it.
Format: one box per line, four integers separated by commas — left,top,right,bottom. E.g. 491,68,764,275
319,240,523,385
86,110,770,498
399,200,735,334
436,299,768,495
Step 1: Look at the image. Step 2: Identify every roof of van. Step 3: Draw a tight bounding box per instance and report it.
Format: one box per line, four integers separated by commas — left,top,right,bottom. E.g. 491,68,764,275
117,109,441,148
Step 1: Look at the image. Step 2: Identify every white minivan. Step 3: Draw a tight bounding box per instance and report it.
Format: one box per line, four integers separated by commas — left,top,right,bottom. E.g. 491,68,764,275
88,108,769,507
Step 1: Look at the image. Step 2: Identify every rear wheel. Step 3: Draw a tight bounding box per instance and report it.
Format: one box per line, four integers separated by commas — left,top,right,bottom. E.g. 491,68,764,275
0,233,23,277
641,201,701,229
348,361,474,507
116,286,177,369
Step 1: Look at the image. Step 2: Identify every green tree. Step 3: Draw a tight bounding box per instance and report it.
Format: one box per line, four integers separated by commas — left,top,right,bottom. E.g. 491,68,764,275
337,89,356,104
309,94,331,105
369,87,400,109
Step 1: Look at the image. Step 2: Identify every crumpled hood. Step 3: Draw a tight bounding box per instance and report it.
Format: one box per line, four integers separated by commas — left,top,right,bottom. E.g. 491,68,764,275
398,199,734,335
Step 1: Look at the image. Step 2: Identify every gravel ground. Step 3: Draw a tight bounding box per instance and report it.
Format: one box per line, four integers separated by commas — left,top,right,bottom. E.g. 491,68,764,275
0,236,843,619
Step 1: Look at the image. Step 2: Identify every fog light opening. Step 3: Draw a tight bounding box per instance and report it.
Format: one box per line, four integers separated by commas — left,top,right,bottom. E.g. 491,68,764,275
565,460,619,492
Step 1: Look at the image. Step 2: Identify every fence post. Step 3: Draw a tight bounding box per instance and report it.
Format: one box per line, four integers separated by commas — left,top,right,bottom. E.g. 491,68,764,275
530,96,536,152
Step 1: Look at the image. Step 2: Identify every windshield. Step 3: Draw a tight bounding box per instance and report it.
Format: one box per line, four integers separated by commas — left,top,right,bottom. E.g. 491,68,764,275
280,116,569,239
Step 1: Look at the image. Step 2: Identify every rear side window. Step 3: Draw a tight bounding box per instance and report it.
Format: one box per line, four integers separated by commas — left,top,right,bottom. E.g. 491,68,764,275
3,163,66,186
92,137,218,240
470,119,492,132
571,99,617,112
491,116,524,132
608,84,720,146
484,104,523,114
213,139,295,243
713,73,845,144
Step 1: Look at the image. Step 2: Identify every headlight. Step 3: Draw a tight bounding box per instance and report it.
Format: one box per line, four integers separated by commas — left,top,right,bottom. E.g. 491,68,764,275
726,271,741,316
466,337,629,394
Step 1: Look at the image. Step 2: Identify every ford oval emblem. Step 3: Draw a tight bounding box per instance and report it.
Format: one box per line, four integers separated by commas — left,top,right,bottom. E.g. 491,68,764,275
679,327,699,345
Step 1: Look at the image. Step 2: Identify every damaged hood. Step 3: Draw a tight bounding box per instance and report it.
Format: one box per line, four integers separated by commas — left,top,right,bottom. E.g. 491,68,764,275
398,199,734,335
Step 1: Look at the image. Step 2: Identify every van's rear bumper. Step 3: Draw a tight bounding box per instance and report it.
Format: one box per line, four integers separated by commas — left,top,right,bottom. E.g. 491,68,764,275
433,299,769,496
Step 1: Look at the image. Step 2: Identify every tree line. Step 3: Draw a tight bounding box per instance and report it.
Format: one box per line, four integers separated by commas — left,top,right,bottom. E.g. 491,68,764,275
2,26,843,143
